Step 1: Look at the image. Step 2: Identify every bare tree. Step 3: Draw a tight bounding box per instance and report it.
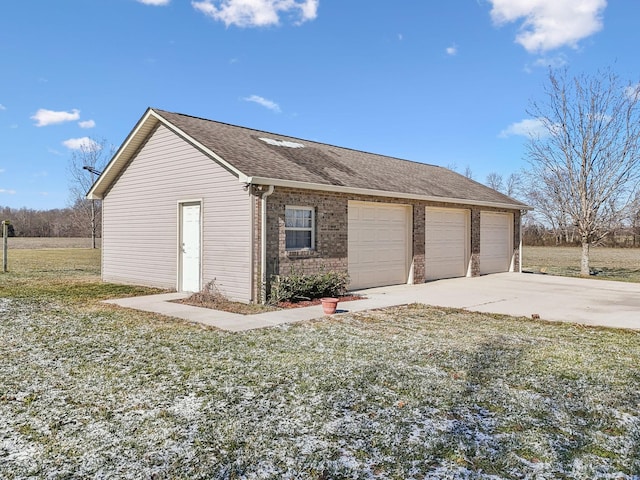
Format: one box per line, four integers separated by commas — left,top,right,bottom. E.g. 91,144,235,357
485,172,504,192
626,190,640,246
505,172,523,198
485,171,523,198
463,165,474,179
524,171,574,244
67,138,112,248
527,68,640,275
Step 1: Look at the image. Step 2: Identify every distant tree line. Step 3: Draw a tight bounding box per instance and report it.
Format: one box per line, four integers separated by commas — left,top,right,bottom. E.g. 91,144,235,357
521,220,640,248
520,188,640,248
0,205,98,238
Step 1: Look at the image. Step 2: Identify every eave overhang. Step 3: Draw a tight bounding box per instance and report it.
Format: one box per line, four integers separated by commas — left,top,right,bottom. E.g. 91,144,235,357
239,175,532,211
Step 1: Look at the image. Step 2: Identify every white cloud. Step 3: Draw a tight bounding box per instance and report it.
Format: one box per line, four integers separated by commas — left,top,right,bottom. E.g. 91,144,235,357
243,94,281,112
499,118,548,138
446,44,457,56
0,189,16,195
531,53,568,69
48,148,63,156
31,108,80,127
488,0,606,53
192,0,318,27
62,137,101,151
78,119,96,129
137,0,170,5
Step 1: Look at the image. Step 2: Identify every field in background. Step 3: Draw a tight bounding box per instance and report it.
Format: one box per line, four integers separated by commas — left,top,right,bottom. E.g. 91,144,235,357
7,237,100,249
0,247,159,304
523,246,640,282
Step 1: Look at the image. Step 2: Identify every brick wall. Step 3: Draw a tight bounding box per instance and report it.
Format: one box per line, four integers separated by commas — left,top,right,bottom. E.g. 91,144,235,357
267,189,348,278
251,186,522,302
470,207,481,276
512,210,521,272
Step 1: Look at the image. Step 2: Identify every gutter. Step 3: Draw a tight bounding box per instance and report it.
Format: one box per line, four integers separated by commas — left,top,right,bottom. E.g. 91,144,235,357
240,175,531,211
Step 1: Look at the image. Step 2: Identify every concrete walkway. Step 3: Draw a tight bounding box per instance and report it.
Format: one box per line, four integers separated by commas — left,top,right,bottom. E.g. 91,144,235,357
104,273,640,332
103,291,395,332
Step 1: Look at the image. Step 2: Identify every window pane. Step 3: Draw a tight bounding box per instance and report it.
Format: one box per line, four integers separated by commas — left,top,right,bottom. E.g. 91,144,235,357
285,208,300,228
301,209,312,228
286,230,311,249
285,208,312,228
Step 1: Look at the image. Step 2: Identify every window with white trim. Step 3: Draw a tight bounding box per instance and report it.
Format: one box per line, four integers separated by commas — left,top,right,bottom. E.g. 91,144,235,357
285,206,315,250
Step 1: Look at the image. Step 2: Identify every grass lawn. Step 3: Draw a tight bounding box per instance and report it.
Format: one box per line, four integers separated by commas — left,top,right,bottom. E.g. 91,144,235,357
1,248,639,478
523,246,640,282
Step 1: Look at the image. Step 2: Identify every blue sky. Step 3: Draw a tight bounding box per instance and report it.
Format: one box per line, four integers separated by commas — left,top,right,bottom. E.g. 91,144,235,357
1,0,637,210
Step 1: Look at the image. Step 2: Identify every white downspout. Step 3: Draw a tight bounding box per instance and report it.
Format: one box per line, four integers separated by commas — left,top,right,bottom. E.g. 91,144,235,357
260,185,275,304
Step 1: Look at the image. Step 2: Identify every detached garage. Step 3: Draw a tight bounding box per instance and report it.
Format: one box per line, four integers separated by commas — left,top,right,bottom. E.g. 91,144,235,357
88,108,529,303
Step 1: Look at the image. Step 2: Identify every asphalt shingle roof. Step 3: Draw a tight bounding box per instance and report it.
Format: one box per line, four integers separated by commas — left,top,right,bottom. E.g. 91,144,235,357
150,109,527,208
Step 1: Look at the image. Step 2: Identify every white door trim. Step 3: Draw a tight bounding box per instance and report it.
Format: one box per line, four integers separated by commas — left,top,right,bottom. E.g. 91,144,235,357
178,201,202,292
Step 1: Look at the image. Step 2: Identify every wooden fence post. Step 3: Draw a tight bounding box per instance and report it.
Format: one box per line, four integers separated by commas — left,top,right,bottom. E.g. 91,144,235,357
2,220,9,273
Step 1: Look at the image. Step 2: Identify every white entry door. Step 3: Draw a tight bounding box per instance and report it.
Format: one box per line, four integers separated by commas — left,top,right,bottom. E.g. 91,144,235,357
180,202,201,292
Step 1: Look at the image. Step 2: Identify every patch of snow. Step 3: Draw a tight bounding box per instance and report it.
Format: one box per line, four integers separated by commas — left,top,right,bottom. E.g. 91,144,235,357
0,297,10,313
168,393,202,421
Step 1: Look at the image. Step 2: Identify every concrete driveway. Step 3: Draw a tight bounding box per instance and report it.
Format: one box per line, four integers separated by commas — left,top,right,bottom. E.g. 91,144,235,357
356,273,640,330
107,273,640,331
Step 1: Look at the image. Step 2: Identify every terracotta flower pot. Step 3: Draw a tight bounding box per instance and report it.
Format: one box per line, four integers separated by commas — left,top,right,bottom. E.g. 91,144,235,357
320,297,339,315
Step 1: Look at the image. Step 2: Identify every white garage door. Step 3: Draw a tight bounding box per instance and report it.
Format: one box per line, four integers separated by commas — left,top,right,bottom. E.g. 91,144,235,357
348,201,410,289
480,212,513,274
425,207,470,281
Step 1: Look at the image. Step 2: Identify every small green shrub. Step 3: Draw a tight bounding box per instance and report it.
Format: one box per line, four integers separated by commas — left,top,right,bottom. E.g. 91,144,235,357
269,269,349,304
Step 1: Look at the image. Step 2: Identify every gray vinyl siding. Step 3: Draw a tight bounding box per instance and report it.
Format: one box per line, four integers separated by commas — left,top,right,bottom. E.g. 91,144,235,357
102,124,252,302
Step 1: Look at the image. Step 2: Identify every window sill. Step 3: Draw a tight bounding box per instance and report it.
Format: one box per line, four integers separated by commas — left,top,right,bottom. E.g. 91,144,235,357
285,249,318,259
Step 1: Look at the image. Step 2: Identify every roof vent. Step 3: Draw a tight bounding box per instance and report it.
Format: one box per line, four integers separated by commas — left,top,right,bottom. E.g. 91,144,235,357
259,137,304,149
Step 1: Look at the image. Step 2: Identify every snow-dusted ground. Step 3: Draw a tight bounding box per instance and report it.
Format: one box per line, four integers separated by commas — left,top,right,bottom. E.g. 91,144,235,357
1,299,638,479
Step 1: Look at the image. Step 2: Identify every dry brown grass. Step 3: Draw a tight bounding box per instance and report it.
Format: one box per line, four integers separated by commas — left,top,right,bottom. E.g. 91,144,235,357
522,246,640,282
176,280,277,315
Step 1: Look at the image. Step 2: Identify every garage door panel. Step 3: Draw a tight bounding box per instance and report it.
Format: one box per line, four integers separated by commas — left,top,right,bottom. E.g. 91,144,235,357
480,212,513,274
425,207,469,281
348,202,410,290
